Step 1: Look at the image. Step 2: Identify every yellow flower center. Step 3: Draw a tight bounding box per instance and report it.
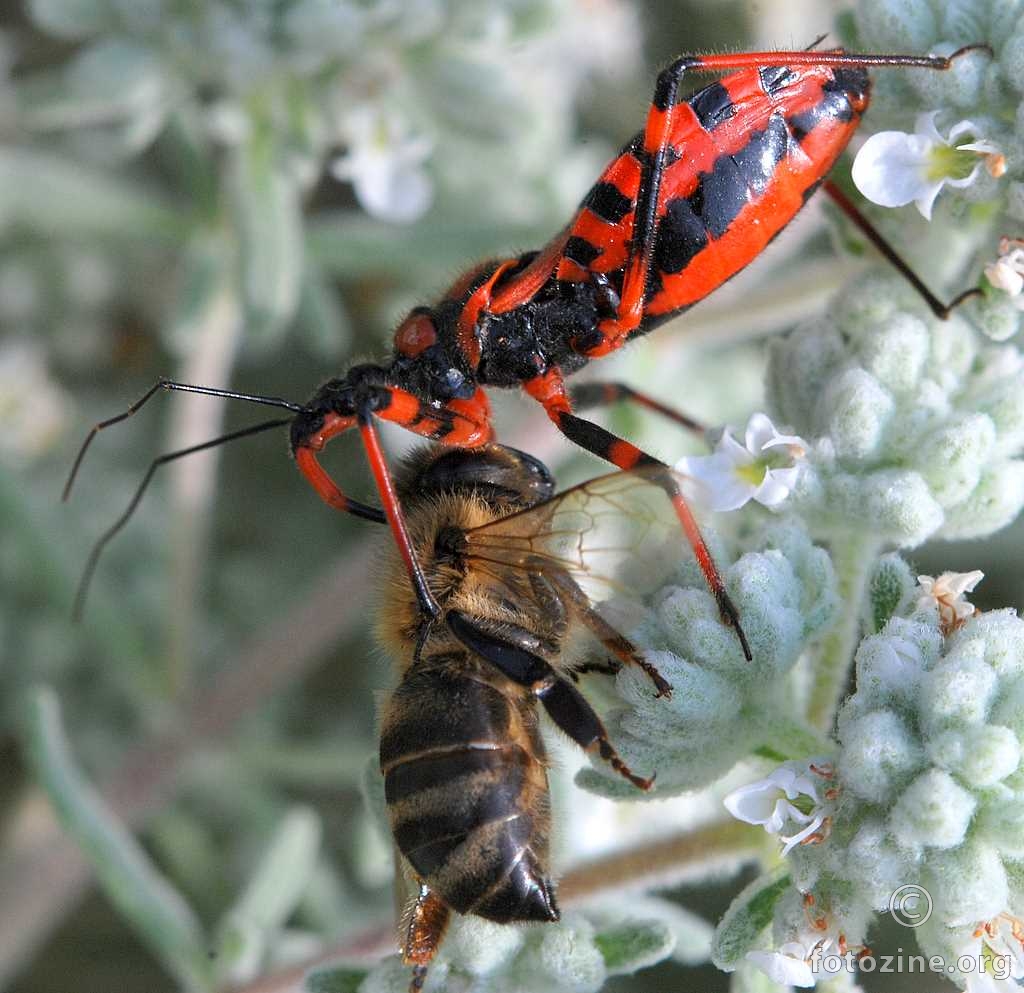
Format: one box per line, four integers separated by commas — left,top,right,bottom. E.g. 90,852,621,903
736,460,768,487
927,143,982,181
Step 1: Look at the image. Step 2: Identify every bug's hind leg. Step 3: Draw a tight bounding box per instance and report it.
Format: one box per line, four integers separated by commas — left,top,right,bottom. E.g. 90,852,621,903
401,884,451,993
823,180,984,318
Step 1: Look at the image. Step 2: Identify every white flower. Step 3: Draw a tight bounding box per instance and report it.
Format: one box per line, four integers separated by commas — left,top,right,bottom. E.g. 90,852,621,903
978,914,1024,982
330,107,433,223
746,928,852,987
985,238,1024,309
678,413,806,512
724,759,832,856
916,570,984,634
852,111,1004,220
746,942,818,987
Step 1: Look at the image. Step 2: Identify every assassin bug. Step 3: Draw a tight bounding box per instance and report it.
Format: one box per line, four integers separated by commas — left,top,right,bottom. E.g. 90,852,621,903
66,42,989,654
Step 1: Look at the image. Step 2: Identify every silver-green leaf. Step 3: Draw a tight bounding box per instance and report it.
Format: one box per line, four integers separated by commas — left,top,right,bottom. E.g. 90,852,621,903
23,687,213,991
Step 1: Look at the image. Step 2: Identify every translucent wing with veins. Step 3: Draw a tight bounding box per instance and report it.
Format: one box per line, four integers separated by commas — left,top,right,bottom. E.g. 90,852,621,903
463,466,700,606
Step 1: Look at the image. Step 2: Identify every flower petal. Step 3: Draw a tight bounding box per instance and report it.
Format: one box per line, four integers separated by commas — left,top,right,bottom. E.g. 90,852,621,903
913,178,947,221
744,412,780,452
852,131,933,208
677,449,757,512
723,781,781,826
746,948,816,987
755,466,801,507
779,813,826,856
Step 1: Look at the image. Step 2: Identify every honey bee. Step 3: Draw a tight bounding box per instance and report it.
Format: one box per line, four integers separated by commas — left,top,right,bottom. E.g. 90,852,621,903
375,443,680,991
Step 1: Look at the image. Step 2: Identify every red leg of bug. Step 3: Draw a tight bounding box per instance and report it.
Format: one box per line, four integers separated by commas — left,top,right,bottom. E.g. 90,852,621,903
401,883,451,993
293,405,442,618
570,381,706,436
523,368,752,661
292,382,495,618
822,179,984,318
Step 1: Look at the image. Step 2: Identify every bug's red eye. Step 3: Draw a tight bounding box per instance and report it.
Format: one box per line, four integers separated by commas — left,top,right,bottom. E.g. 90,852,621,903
395,312,438,357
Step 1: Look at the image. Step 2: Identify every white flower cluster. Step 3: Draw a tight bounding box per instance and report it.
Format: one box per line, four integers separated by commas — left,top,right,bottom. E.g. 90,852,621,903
832,607,1024,938
766,274,1024,547
717,581,1024,991
577,521,838,798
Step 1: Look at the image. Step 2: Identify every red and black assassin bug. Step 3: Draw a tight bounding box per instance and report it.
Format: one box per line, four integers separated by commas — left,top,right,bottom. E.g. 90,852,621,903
66,43,988,658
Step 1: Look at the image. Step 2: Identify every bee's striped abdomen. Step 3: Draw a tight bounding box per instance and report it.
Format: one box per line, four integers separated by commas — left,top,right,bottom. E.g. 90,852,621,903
381,660,557,923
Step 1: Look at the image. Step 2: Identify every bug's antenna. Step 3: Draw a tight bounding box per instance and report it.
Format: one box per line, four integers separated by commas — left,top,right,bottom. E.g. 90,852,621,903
71,417,293,622
63,378,304,502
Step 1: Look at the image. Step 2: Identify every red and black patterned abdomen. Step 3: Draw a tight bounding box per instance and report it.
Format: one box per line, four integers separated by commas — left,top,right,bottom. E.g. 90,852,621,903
556,63,870,326
380,657,558,923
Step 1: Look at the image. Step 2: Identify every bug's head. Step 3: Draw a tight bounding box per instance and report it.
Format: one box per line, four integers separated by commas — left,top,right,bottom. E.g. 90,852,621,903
389,306,477,402
290,364,390,452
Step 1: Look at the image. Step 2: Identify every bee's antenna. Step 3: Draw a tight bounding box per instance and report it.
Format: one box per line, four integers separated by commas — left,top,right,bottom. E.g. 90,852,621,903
71,416,292,622
63,378,304,502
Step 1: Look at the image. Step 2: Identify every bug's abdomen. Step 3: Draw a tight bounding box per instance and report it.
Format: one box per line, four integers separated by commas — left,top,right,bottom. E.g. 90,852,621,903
557,63,869,321
380,660,558,923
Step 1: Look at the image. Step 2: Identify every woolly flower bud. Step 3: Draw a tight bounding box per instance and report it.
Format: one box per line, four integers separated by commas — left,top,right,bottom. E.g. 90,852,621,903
809,600,1024,984
853,2,1018,160
577,520,837,798
766,273,1024,546
347,910,675,993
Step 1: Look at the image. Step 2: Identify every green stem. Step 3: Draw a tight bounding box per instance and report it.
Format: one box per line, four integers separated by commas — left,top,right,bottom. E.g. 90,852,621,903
165,245,243,695
806,533,880,731
557,819,764,902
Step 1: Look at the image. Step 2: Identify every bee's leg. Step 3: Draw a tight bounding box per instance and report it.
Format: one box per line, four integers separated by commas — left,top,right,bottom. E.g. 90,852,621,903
447,610,654,790
528,572,569,640
570,660,622,681
401,882,451,993
542,568,672,699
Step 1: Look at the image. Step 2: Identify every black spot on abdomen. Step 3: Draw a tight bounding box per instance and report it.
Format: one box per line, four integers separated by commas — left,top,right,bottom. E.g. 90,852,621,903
730,111,791,195
564,235,601,268
584,181,633,224
654,197,709,274
690,80,735,131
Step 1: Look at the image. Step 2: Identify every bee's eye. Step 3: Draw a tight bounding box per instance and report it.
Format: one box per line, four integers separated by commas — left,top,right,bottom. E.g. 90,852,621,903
394,311,437,357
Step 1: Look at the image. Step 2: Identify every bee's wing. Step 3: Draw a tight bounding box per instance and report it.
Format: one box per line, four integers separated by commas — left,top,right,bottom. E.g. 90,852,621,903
463,466,696,605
